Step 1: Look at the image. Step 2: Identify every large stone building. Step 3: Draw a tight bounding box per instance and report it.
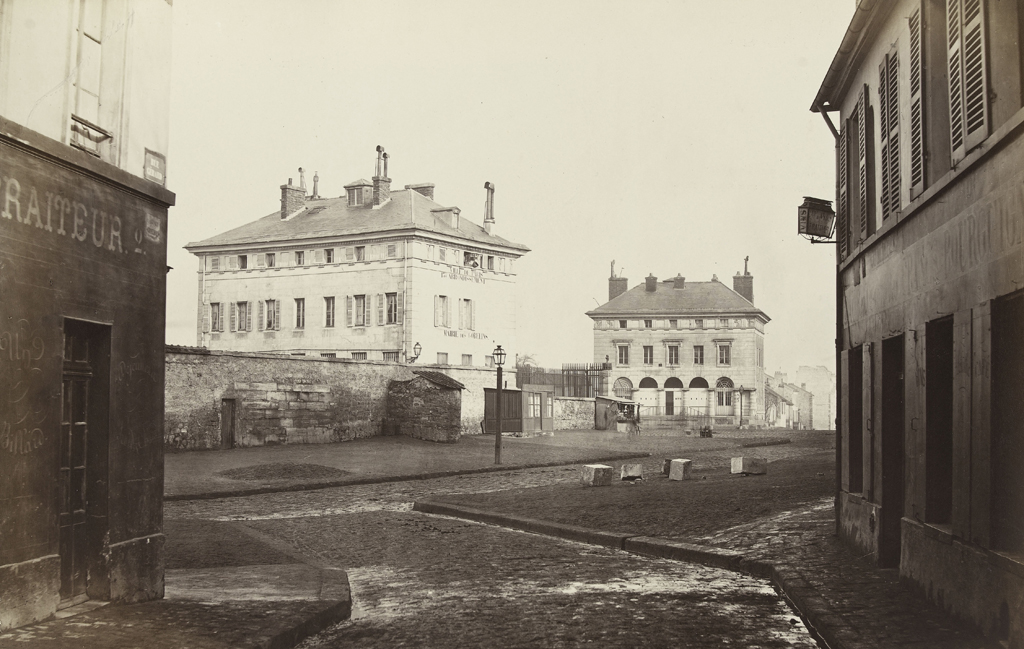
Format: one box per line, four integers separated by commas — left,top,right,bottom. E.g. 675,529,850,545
0,0,174,630
812,0,1023,643
185,149,528,368
586,262,769,426
794,365,836,430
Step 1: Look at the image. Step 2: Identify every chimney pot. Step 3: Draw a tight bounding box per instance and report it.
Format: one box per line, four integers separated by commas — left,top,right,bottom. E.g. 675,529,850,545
484,182,496,234
405,183,435,200
608,263,628,301
645,274,657,292
733,261,754,304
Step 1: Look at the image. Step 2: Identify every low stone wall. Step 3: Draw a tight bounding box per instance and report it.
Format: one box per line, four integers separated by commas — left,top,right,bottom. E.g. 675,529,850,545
554,396,595,430
165,349,506,450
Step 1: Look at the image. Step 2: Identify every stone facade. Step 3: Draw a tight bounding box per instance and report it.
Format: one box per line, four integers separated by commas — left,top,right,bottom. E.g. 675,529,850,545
165,348,508,449
794,365,836,430
553,397,595,430
814,1,1024,643
385,376,461,443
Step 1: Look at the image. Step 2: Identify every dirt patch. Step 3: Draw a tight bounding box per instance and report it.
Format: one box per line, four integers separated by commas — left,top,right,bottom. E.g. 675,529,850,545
218,462,351,482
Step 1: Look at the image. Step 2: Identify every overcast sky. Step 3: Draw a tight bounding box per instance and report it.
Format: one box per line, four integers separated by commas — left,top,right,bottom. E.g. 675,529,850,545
165,0,853,374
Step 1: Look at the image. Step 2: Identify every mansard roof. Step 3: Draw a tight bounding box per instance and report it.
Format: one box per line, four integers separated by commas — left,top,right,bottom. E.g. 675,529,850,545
587,279,769,321
185,188,529,253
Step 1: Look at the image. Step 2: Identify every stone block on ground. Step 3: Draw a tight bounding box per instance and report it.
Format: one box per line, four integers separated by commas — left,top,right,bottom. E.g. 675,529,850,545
620,463,643,481
731,457,767,475
580,464,614,486
662,459,672,475
668,459,692,481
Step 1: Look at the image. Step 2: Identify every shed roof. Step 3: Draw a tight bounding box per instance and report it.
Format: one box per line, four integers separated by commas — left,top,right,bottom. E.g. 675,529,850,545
185,188,529,253
412,370,466,390
587,279,769,321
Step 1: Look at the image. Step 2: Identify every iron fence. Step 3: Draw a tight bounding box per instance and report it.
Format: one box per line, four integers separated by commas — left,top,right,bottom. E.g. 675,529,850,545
516,363,610,398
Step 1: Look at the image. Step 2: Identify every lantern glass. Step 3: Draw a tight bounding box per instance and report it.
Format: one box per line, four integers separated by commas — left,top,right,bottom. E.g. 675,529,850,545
493,345,506,367
413,342,422,357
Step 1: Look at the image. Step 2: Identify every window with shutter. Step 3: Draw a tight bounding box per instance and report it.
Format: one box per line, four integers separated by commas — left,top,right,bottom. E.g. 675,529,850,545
346,296,354,327
258,300,265,330
256,253,265,267
909,5,925,198
203,304,211,333
230,302,237,331
396,292,404,324
470,299,475,331
246,303,252,331
211,303,222,332
838,121,850,259
238,255,248,269
325,249,334,264
856,84,874,238
948,0,988,163
274,300,281,330
377,293,384,325
295,298,305,329
315,249,324,264
434,295,440,327
878,46,901,221
325,296,335,328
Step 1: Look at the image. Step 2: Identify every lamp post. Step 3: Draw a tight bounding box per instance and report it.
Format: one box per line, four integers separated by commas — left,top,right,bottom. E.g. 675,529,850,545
408,342,422,363
493,345,506,464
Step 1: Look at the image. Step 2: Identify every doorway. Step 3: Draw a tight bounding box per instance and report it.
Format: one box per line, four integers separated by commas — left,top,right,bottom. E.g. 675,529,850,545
665,391,674,416
60,319,110,605
879,334,905,568
220,399,236,449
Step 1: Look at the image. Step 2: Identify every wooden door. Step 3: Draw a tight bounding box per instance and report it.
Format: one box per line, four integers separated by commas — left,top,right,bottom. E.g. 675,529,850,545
220,399,236,449
60,330,92,601
665,391,674,416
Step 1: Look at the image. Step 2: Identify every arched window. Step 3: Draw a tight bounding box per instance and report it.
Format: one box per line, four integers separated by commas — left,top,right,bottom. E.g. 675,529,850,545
613,377,633,398
688,377,709,389
716,377,734,389
664,377,684,389
638,377,658,389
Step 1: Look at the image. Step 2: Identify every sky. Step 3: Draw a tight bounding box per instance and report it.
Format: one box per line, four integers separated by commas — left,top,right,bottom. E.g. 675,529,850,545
165,0,854,376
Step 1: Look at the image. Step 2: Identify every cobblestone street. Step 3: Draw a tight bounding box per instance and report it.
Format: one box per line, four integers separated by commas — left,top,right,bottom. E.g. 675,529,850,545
166,462,820,648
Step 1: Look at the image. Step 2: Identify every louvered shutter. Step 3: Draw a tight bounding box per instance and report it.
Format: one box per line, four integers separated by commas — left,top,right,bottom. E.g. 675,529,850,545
909,5,925,198
458,299,464,330
470,299,475,331
961,0,988,153
879,47,900,221
446,297,452,328
346,296,353,327
878,57,890,220
315,249,324,264
230,303,237,331
229,256,237,270
857,84,871,238
434,295,440,327
377,294,384,325
256,253,265,267
838,120,850,260
244,303,250,331
202,304,211,333
948,0,965,160
258,300,264,330
274,300,281,330
396,292,404,324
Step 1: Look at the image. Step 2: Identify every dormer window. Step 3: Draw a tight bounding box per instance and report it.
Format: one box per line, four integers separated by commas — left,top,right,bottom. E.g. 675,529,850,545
347,188,361,206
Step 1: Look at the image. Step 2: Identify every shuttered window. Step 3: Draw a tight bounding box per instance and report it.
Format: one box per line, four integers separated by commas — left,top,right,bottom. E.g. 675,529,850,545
324,296,335,328
294,298,305,329
856,84,874,238
203,304,211,333
837,120,850,259
948,0,989,163
909,5,925,198
878,46,901,222
434,295,450,327
377,293,385,325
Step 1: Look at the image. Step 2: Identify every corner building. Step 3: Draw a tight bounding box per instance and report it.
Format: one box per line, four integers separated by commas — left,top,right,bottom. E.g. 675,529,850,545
587,267,769,426
185,155,529,368
813,0,1024,644
0,0,174,630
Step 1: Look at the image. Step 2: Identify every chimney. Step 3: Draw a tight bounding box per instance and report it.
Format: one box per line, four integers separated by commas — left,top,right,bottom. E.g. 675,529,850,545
483,181,495,234
311,171,320,199
645,274,658,292
405,183,435,200
372,146,391,208
673,275,685,289
280,177,305,219
608,260,627,301
733,256,754,304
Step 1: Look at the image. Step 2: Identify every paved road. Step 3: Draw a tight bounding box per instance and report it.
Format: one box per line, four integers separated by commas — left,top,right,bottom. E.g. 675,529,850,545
167,466,819,648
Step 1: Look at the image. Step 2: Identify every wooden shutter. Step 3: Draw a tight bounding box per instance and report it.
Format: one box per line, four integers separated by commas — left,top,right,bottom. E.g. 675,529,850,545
377,294,384,325
246,303,252,331
346,295,354,327
202,304,211,333
470,299,475,331
879,47,900,221
230,303,237,331
256,253,265,267
434,295,440,327
446,297,452,328
396,291,404,324
961,0,988,153
909,4,925,198
838,120,850,260
315,249,324,264
857,84,871,238
258,300,265,330
458,299,464,329
274,300,281,330
229,256,237,270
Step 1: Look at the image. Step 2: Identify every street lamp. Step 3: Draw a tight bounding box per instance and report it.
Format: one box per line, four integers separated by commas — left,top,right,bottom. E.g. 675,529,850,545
493,345,506,464
408,342,422,363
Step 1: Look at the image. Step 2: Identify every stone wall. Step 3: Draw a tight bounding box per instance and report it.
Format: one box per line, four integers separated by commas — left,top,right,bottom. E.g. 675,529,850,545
554,397,595,430
385,377,461,443
165,349,505,450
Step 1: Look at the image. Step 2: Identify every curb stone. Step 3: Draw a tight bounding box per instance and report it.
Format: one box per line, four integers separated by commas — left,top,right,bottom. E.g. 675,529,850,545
165,453,652,501
414,499,863,649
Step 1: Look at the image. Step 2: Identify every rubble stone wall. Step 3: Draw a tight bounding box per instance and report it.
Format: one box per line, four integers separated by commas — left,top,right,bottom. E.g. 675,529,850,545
554,397,595,430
